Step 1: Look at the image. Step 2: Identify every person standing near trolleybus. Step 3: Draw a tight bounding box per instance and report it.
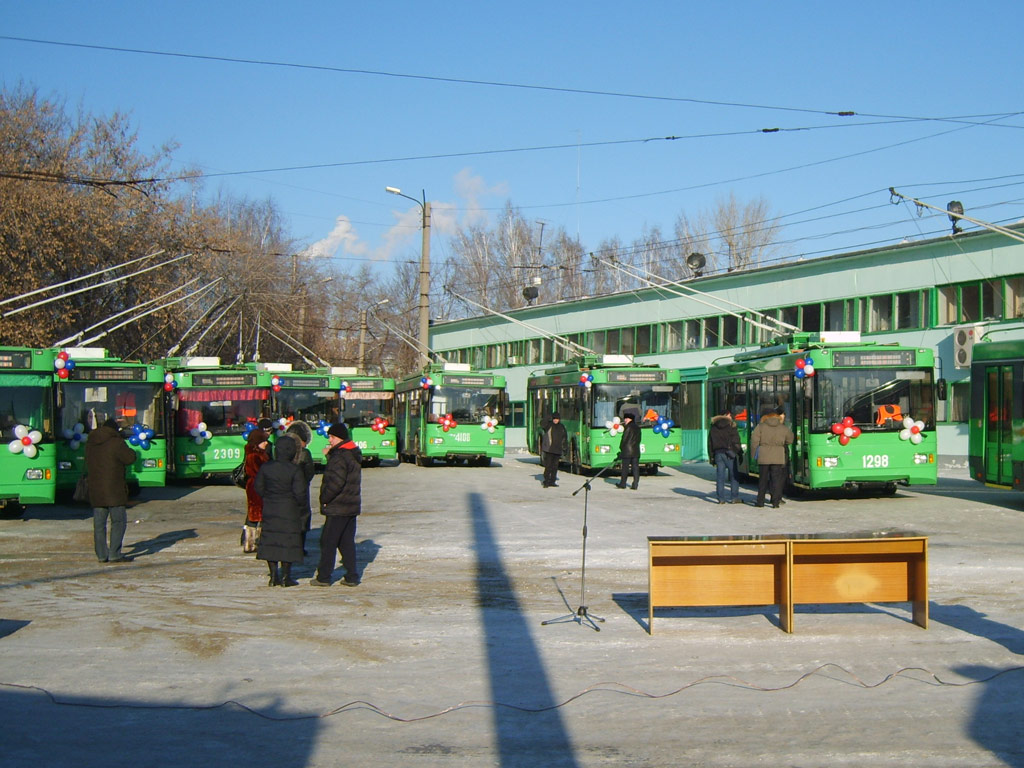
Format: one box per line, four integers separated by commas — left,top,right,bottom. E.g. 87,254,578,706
85,418,138,563
615,410,642,490
311,423,362,587
748,407,794,508
539,412,567,488
707,408,743,504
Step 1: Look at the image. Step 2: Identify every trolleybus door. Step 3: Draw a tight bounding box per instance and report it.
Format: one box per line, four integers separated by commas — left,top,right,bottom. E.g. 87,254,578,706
983,364,1015,486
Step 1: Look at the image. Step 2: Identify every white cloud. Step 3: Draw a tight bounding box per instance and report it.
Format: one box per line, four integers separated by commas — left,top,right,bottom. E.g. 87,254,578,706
303,215,367,259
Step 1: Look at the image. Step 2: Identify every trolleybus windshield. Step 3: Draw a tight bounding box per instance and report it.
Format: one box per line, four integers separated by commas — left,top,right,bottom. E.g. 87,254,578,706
0,377,53,440
175,388,266,435
812,368,934,432
340,391,394,426
428,386,504,423
276,389,340,424
592,383,679,428
61,382,162,434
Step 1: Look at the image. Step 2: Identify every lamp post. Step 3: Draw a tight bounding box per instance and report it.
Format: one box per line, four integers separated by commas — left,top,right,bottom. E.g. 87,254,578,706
386,186,431,369
358,298,390,371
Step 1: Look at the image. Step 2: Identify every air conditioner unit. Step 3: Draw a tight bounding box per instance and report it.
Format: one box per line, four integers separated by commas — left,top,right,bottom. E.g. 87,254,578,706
953,324,987,369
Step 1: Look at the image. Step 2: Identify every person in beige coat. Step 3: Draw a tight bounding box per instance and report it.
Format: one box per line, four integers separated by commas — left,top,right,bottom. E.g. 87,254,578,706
748,407,794,508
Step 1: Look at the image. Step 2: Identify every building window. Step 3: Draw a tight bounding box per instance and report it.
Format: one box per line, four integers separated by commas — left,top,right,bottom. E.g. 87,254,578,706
685,320,700,349
635,325,652,355
722,315,739,346
527,338,541,364
801,304,821,332
961,283,980,323
982,280,1003,320
620,327,635,356
780,306,798,329
606,328,620,354
947,380,970,423
895,291,921,329
938,285,958,325
1006,276,1024,319
824,300,848,331
590,331,606,355
703,317,721,348
870,295,893,332
508,400,526,428
661,321,682,352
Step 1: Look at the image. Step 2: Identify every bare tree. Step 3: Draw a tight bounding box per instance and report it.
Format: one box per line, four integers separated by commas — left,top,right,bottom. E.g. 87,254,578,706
675,193,783,274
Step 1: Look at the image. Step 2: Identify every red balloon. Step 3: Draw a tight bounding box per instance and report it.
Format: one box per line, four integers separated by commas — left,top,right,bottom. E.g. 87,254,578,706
57,351,69,361
841,416,854,428
57,368,69,379
850,426,862,438
831,423,843,435
910,425,920,434
838,434,850,446
164,382,174,391
795,358,806,369
21,436,32,446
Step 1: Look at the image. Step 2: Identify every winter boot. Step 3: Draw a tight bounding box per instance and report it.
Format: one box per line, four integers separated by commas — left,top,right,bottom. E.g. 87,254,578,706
267,561,281,587
280,562,299,587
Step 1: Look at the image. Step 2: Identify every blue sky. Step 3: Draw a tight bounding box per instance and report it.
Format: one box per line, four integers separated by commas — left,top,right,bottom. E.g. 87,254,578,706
3,1,1022,277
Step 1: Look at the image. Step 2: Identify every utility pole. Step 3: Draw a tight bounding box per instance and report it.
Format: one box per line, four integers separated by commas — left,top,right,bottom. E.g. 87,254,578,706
386,186,431,369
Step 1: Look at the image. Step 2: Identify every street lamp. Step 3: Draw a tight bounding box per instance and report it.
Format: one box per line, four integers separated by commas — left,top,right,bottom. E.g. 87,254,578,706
358,298,390,371
386,186,431,369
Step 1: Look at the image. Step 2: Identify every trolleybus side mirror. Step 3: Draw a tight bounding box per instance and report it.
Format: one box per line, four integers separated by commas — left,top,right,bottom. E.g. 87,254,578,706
936,378,948,401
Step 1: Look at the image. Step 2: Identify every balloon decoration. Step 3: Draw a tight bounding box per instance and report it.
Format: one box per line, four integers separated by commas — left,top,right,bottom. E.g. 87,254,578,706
480,415,498,433
242,422,259,440
438,413,457,432
315,419,331,438
578,373,593,388
339,381,351,395
829,416,861,446
605,416,624,436
271,376,282,393
794,355,816,379
163,372,179,392
54,350,77,380
128,424,155,450
899,416,927,445
63,423,88,450
652,415,674,437
274,417,291,437
8,424,43,459
189,421,212,445
421,376,434,389
372,417,389,435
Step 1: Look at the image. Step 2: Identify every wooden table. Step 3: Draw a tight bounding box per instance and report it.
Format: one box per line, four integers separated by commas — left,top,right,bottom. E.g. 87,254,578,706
647,532,927,634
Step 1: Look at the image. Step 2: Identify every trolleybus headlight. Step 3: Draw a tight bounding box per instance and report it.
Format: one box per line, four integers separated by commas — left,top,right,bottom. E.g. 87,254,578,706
142,458,158,468
913,453,930,465
664,444,680,452
58,461,73,470
381,440,393,447
429,437,444,445
184,454,198,463
819,456,839,469
489,438,502,446
596,445,612,454
25,469,44,480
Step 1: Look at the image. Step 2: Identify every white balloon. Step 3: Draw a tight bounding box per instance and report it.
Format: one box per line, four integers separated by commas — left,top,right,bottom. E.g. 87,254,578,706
900,429,911,440
844,427,854,437
903,416,914,429
54,358,66,369
198,422,208,431
74,423,85,434
914,421,925,432
14,425,28,439
194,436,204,444
190,428,200,437
22,444,37,458
8,441,22,453
164,373,175,383
28,430,41,444
910,433,923,445
804,365,815,376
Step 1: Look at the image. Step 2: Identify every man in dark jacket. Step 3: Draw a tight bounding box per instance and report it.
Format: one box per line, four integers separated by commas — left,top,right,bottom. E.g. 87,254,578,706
749,407,795,508
311,423,363,587
84,419,137,563
539,411,568,488
708,409,743,504
615,410,642,490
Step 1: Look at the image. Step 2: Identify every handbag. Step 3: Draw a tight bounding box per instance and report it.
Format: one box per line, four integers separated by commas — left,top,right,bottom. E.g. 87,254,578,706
231,462,248,489
73,474,89,504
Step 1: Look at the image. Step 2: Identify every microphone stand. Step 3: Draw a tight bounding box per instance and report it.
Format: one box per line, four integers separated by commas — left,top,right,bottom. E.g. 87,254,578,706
541,463,614,631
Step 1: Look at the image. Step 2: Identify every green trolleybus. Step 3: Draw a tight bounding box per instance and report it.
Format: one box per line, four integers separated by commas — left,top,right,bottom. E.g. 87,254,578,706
264,364,335,466
333,370,397,467
707,332,937,493
526,355,684,474
969,336,1024,491
395,363,507,466
162,357,272,480
0,347,57,516
53,347,167,492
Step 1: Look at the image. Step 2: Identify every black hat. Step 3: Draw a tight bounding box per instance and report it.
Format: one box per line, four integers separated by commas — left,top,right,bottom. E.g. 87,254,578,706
327,423,350,441
761,407,777,416
551,412,561,420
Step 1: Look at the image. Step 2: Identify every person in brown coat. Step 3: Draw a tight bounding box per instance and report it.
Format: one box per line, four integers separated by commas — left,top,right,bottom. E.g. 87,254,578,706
242,428,271,553
84,419,138,563
749,407,795,508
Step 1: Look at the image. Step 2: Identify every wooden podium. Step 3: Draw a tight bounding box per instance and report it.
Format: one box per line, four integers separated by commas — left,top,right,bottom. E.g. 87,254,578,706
647,532,928,634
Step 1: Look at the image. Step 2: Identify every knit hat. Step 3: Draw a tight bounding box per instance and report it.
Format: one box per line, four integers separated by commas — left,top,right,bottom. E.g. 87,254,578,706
327,423,350,441
551,412,561,420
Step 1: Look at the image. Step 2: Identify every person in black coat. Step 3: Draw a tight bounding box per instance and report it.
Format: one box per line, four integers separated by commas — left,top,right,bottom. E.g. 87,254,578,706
311,423,363,587
539,411,568,488
254,433,306,586
615,410,642,490
283,421,316,553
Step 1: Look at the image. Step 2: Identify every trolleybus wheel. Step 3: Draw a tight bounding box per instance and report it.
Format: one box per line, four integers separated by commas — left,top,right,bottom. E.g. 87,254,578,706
0,501,25,519
476,456,492,467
